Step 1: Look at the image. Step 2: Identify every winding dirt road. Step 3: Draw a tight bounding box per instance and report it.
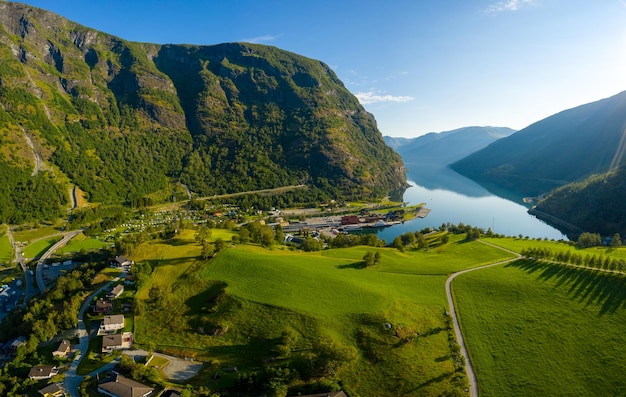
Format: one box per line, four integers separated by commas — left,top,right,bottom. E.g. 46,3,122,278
445,241,521,397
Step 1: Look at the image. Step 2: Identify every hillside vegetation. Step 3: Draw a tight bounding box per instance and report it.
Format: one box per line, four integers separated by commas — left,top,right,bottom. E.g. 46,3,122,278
531,165,626,236
451,91,626,197
129,231,514,396
0,3,406,223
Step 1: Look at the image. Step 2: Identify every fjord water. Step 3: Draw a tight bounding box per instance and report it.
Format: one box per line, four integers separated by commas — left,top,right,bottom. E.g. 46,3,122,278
376,164,567,241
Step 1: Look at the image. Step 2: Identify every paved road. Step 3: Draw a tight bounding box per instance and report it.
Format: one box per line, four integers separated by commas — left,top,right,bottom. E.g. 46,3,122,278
445,240,521,397
35,230,81,292
64,277,120,397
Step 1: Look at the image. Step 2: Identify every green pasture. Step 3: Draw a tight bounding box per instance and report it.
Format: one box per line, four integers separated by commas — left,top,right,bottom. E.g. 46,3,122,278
130,236,513,396
0,230,12,266
453,259,626,396
323,237,515,275
57,233,110,254
13,226,60,242
22,236,62,260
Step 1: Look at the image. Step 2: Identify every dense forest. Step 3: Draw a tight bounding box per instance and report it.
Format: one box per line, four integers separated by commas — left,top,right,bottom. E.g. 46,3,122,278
532,165,626,237
0,3,406,223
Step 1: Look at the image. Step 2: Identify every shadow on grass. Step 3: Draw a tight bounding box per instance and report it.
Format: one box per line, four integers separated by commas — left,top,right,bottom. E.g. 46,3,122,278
505,259,626,316
336,261,366,269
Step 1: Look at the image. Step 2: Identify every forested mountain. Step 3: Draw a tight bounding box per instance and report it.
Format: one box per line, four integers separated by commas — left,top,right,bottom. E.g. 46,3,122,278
0,2,406,223
451,91,626,197
531,165,626,237
384,126,515,167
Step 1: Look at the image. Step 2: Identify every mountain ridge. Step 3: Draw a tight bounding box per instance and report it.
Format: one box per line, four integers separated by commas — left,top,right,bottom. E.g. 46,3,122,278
385,126,516,167
451,90,626,197
0,2,406,222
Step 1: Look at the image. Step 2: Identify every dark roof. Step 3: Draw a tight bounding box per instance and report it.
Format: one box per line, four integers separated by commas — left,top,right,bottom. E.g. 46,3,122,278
98,374,153,397
102,333,123,348
114,255,131,264
28,365,58,379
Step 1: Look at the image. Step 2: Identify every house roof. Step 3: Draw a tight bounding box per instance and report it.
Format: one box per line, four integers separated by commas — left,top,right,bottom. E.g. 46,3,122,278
114,255,131,264
28,365,58,379
38,383,64,396
54,339,71,353
98,374,153,397
96,300,113,309
102,333,123,348
111,284,124,295
104,314,125,326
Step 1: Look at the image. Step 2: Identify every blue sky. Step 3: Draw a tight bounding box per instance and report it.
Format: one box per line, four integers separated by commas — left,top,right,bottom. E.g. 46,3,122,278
16,0,626,137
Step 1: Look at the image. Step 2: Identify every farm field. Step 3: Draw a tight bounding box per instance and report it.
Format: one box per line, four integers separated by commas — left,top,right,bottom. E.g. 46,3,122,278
452,259,626,396
131,233,514,396
0,229,12,266
13,226,60,242
56,233,110,254
22,236,61,260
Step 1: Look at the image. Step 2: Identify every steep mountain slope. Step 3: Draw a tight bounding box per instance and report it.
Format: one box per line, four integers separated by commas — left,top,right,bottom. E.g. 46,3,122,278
531,166,626,237
385,126,515,166
451,91,626,197
0,3,406,223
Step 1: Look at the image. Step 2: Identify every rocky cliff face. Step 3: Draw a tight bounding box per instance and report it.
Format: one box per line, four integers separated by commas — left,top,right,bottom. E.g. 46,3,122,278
0,3,406,219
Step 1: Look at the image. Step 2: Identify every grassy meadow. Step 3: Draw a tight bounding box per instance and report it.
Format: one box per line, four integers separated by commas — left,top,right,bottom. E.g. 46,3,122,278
0,228,12,266
56,233,110,254
452,259,626,396
22,236,61,260
130,231,514,396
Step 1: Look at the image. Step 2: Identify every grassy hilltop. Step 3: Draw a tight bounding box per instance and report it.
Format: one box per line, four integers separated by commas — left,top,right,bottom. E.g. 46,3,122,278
128,230,513,396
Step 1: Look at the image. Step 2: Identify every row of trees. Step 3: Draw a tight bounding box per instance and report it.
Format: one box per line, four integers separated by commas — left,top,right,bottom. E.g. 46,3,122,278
520,246,626,271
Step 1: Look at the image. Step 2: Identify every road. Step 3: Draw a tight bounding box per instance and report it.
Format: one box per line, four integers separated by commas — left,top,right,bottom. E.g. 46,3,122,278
64,277,121,397
445,241,521,397
35,230,81,292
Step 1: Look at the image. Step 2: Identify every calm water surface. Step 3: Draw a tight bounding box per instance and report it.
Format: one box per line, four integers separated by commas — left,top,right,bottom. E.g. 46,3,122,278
373,164,567,242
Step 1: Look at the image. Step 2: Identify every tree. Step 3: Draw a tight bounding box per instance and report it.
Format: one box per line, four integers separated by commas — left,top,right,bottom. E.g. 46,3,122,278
363,251,375,267
610,233,622,248
214,238,226,252
275,224,285,244
195,225,211,244
202,241,215,260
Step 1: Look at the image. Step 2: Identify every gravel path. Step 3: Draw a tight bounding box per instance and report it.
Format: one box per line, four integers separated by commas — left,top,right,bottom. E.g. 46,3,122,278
445,240,520,397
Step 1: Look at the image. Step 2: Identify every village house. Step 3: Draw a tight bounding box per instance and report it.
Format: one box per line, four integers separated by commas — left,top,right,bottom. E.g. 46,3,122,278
28,365,58,380
107,284,124,299
93,299,113,314
99,314,125,334
38,383,66,397
98,373,153,397
111,255,134,268
52,339,71,358
341,215,360,225
101,332,133,354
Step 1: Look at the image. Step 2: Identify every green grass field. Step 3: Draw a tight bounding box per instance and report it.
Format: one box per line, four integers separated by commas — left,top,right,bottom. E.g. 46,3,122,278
22,237,62,260
0,228,12,266
130,234,513,396
56,233,110,254
453,259,626,396
13,226,60,242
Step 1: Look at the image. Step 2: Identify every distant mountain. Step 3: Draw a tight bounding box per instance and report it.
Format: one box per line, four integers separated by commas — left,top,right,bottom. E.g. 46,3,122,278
385,126,515,167
531,165,626,237
0,3,406,223
451,91,626,197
